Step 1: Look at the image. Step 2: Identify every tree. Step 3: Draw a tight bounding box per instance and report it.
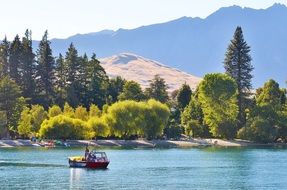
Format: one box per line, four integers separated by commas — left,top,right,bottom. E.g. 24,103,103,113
0,36,10,78
118,80,145,101
177,83,192,110
181,96,209,137
0,77,24,136
107,76,126,103
86,54,109,108
224,26,253,128
198,73,238,139
30,105,47,133
75,106,89,121
63,102,75,118
9,35,22,85
164,106,182,139
238,79,286,143
145,75,169,103
55,54,66,106
88,117,110,137
36,30,55,107
104,100,170,139
256,79,284,108
78,54,90,106
18,107,32,138
39,115,93,139
143,99,170,139
89,104,101,118
21,29,36,101
65,43,80,85
48,105,62,118
65,43,81,107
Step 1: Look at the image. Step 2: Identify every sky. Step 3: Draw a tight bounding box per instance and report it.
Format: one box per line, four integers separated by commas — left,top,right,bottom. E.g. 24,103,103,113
0,0,286,40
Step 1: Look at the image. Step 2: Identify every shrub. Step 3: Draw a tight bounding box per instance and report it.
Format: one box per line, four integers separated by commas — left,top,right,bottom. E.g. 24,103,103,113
39,115,92,139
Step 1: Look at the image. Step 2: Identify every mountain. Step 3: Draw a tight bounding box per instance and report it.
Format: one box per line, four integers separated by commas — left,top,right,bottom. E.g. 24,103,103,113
99,53,201,92
38,3,287,87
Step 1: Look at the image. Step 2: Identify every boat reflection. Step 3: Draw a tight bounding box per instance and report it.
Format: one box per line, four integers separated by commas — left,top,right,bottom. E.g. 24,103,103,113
69,168,86,188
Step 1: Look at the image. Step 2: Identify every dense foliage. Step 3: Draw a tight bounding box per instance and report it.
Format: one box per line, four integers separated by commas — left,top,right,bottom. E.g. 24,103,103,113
25,100,170,140
0,28,287,143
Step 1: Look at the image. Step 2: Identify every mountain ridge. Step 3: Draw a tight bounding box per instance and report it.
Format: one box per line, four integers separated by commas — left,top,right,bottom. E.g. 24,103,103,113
100,53,201,92
31,3,287,87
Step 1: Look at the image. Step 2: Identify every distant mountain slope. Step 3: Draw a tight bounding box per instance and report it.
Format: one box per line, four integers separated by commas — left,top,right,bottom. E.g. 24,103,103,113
38,3,287,87
100,53,201,92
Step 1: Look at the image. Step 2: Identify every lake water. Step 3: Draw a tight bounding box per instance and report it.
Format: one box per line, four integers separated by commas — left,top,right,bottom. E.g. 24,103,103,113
0,147,287,190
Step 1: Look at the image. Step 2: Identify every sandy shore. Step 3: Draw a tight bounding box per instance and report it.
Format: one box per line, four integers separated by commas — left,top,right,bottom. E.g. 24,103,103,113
0,138,282,148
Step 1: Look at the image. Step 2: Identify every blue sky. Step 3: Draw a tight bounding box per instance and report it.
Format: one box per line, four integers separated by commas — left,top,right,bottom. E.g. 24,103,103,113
1,0,286,40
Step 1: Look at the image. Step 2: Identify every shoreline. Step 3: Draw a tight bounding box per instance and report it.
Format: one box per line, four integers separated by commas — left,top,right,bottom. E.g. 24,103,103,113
1,138,286,148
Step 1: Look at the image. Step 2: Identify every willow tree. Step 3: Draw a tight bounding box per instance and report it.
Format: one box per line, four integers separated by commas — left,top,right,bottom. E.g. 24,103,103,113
224,26,253,128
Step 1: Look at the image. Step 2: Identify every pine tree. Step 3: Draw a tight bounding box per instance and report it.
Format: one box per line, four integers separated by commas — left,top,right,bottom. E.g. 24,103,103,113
176,83,192,110
145,75,169,103
0,36,10,78
65,43,80,84
36,30,56,107
65,43,81,107
78,54,90,107
118,80,145,101
55,54,66,106
107,76,126,103
21,29,36,101
224,26,253,127
9,35,22,85
87,54,109,108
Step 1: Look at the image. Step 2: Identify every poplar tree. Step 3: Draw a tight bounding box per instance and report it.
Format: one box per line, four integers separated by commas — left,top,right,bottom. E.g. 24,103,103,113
36,30,56,107
224,26,253,127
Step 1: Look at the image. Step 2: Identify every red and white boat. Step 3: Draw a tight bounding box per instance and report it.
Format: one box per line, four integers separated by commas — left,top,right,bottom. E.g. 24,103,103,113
68,151,109,169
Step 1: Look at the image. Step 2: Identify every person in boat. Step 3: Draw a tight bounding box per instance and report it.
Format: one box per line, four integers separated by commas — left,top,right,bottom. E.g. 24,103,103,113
85,146,90,160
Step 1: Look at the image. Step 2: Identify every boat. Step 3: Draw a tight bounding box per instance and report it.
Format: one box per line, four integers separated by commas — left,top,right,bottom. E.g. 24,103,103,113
68,150,109,169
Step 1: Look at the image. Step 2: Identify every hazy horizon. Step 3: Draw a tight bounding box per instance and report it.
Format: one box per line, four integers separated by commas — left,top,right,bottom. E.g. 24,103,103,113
1,0,286,40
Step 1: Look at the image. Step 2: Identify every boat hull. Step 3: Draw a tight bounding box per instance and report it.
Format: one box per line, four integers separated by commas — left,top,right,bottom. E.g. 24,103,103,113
68,157,109,169
86,161,109,169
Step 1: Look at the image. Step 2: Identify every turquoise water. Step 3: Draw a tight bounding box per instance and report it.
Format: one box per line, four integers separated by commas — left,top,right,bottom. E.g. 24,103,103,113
0,147,287,190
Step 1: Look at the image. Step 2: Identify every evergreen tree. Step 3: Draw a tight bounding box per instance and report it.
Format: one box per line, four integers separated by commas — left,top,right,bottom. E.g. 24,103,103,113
9,35,22,85
107,76,126,103
36,31,56,107
65,43,81,107
118,80,145,101
55,54,66,106
78,54,90,107
177,83,192,110
224,26,253,128
65,43,80,84
0,36,10,78
21,29,36,101
145,75,169,103
87,54,109,108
